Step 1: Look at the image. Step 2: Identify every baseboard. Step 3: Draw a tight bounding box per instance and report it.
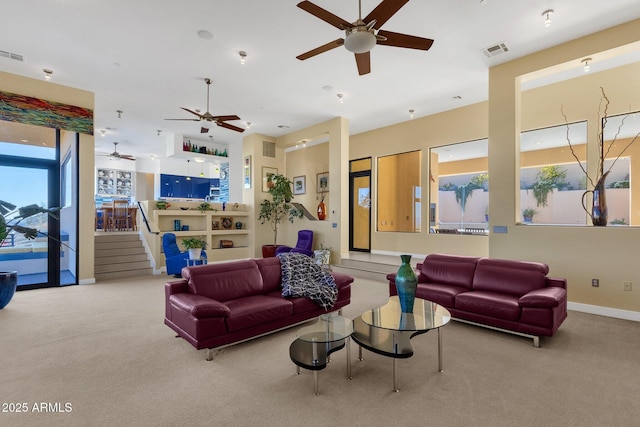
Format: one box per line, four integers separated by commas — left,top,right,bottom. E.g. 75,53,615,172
79,278,96,285
568,302,640,322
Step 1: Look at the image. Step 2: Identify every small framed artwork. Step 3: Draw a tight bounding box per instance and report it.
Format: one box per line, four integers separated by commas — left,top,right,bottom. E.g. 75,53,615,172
316,172,329,194
243,155,252,189
221,217,233,229
293,175,306,195
212,220,220,230
262,167,278,192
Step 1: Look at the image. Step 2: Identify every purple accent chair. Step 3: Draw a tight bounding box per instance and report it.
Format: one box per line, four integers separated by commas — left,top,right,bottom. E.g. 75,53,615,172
275,229,314,257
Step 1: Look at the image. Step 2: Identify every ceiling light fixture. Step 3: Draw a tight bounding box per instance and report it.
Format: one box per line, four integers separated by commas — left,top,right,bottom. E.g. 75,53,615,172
117,110,123,118
246,121,251,129
542,9,553,27
582,57,592,73
239,51,247,64
100,130,106,137
200,163,205,177
43,69,53,80
409,109,415,119
208,135,214,141
344,28,377,54
157,129,162,136
186,160,191,180
337,93,344,103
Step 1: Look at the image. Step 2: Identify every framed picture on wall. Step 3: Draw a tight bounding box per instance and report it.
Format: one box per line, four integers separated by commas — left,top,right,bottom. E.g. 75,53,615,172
293,175,306,195
316,172,329,194
262,167,278,192
243,155,251,189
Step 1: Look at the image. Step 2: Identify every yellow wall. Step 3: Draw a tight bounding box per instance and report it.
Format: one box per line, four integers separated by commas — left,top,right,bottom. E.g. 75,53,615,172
348,19,640,315
0,71,95,283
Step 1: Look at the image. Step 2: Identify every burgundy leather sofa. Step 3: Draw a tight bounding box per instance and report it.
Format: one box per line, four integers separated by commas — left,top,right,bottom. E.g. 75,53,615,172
388,253,567,347
165,257,353,360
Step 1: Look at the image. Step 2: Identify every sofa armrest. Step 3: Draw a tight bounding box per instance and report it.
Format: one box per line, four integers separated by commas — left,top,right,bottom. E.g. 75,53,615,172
166,279,189,296
546,277,567,289
169,293,231,318
519,287,566,308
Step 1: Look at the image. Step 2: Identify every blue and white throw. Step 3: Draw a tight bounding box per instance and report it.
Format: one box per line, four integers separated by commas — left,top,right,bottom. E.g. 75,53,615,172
277,252,338,310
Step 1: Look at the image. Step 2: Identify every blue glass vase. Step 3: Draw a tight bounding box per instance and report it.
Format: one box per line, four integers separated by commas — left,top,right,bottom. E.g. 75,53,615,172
395,255,417,313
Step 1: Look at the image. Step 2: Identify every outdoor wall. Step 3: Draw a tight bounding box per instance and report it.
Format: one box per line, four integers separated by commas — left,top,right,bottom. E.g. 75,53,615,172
0,71,95,283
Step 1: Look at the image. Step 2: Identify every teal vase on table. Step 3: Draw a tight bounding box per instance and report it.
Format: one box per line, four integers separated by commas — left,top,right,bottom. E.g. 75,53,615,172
395,255,417,313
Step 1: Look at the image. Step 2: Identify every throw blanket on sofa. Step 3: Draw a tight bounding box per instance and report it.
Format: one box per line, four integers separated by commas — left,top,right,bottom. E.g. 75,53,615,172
277,252,338,310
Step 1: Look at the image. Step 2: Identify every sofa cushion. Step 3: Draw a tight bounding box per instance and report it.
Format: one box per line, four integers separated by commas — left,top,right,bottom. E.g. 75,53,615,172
414,283,468,308
419,253,480,290
455,291,521,321
255,257,282,294
224,295,293,332
183,260,264,302
472,258,548,297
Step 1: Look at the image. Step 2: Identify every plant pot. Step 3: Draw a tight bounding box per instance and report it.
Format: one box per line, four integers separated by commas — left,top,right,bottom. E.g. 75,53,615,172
0,271,18,309
523,215,533,223
188,248,202,260
262,245,281,258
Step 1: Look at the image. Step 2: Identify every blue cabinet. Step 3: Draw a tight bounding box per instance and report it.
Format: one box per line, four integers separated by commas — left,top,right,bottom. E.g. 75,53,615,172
160,174,217,199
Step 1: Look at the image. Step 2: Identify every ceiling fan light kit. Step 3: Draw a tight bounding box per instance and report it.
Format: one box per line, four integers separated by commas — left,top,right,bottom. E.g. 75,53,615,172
296,0,433,75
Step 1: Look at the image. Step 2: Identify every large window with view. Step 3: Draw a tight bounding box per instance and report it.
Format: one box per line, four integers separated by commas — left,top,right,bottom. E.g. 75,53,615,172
429,139,488,235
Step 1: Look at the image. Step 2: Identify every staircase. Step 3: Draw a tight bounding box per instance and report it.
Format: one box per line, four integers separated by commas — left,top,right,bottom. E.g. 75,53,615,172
95,233,153,281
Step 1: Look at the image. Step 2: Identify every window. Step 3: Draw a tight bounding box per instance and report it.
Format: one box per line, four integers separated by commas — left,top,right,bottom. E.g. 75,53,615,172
429,139,488,234
377,150,421,232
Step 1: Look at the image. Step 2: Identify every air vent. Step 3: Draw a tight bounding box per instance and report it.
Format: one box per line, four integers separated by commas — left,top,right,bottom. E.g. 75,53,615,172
0,49,24,62
262,141,276,158
481,42,509,58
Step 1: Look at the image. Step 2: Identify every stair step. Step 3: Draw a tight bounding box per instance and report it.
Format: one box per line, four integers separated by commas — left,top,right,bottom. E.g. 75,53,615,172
94,253,149,265
95,240,146,250
95,233,142,243
95,260,153,274
94,268,153,281
96,247,147,258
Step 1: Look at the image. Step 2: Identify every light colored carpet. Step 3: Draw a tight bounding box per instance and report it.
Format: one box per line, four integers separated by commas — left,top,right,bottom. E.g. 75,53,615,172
1,274,639,427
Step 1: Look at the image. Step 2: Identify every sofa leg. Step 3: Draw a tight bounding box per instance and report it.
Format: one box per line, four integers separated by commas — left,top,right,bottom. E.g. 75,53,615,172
533,336,540,348
206,348,223,361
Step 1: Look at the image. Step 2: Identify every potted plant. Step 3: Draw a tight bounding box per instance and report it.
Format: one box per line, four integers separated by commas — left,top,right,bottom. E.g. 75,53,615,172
258,174,303,257
522,207,537,223
181,236,207,260
0,200,64,309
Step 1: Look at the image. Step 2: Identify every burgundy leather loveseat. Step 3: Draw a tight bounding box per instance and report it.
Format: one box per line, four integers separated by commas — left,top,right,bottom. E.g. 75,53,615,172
388,253,567,347
165,257,353,360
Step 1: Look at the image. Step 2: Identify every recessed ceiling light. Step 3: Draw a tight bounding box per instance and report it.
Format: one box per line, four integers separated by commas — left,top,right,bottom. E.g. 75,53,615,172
322,85,333,91
278,125,290,129
453,95,462,100
197,30,214,40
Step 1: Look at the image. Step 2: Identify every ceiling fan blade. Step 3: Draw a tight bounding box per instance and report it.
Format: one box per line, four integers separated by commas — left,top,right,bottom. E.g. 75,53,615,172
297,38,344,60
297,1,353,30
364,0,409,28
376,30,434,50
200,127,209,134
355,52,371,75
216,121,245,133
210,115,241,121
120,154,136,161
180,107,205,118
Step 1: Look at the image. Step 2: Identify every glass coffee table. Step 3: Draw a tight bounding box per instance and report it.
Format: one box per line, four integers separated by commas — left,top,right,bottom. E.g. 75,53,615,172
353,296,451,392
289,312,353,395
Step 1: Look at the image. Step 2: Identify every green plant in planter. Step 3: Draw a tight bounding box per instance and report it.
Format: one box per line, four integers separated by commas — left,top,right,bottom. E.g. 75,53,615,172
258,174,303,246
522,207,537,222
197,202,212,213
181,237,207,250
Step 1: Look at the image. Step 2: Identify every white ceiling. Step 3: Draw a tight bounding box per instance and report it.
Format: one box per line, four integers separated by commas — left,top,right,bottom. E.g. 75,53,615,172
1,0,640,160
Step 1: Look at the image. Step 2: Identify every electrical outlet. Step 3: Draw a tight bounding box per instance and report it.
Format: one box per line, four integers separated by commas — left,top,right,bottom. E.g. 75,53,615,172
623,281,632,291
592,279,599,287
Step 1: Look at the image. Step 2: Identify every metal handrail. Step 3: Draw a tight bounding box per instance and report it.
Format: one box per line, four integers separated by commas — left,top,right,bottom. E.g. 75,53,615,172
137,201,158,234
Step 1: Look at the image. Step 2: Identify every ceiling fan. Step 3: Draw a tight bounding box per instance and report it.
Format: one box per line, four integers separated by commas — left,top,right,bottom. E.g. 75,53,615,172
165,78,244,133
296,0,434,75
98,142,136,161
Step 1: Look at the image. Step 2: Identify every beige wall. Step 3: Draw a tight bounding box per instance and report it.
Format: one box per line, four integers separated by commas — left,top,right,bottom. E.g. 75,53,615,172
348,19,640,316
0,71,95,283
